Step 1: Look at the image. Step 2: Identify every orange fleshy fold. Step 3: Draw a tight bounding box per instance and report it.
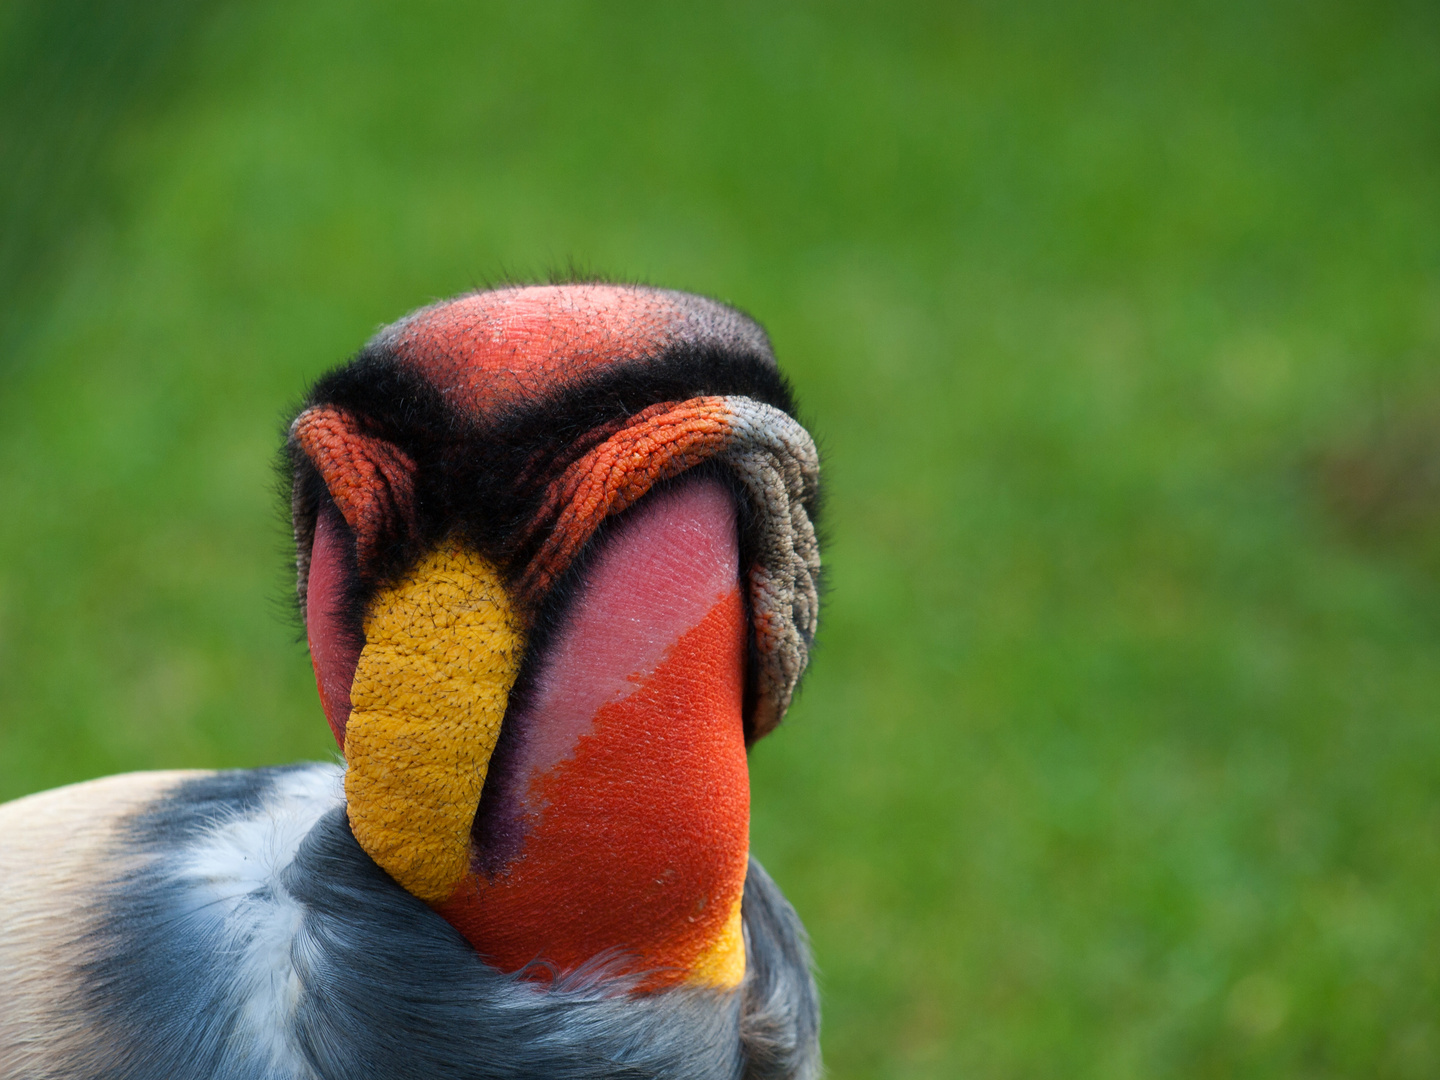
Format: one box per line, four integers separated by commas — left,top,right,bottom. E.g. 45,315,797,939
292,405,417,572
515,397,735,605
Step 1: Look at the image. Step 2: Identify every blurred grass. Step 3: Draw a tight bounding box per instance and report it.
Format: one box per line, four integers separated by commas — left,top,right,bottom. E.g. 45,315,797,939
3,1,1440,1075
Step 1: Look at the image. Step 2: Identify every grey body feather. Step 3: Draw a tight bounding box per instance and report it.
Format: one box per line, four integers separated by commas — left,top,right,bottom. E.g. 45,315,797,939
53,766,820,1080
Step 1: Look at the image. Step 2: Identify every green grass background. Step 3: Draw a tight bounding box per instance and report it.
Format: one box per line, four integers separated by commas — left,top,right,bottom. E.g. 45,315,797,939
3,1,1440,1075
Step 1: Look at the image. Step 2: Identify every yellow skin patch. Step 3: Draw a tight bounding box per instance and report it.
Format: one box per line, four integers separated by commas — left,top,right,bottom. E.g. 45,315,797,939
345,542,524,903
687,894,747,989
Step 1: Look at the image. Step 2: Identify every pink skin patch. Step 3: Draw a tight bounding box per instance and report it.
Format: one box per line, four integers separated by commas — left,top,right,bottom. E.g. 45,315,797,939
307,506,361,745
512,476,742,785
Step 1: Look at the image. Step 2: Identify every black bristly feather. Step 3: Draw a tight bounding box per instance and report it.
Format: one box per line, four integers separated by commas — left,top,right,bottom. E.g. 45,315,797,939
293,336,798,575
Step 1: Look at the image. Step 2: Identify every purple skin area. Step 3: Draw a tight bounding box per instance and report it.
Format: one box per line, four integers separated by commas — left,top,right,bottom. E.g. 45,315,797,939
469,706,532,879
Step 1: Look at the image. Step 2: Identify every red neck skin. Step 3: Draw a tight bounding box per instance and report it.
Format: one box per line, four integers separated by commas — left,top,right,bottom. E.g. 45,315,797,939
440,477,751,987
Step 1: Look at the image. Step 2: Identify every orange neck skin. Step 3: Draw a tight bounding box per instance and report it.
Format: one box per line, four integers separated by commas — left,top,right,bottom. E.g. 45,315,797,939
439,478,751,989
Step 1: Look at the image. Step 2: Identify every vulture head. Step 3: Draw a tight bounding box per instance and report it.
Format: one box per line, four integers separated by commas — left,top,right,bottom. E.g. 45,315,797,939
288,283,821,1058
0,282,822,1080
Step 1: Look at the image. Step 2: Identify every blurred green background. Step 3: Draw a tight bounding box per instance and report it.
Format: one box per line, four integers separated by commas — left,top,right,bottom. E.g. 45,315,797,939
3,1,1439,1075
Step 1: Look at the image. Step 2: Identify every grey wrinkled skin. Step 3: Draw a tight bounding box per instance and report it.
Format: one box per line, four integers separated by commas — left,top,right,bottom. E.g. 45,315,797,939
61,768,821,1080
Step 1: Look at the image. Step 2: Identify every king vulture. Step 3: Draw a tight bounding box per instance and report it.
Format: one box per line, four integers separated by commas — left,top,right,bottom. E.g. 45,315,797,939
0,285,823,1079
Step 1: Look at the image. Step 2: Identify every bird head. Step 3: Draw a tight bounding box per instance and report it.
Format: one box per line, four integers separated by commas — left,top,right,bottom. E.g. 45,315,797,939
287,284,819,992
